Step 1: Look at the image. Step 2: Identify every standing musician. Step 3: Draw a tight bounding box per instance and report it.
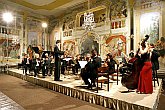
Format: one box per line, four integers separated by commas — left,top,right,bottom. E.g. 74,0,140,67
137,35,153,94
22,53,28,75
150,44,160,85
54,40,65,81
42,53,50,77
33,54,41,77
27,45,34,73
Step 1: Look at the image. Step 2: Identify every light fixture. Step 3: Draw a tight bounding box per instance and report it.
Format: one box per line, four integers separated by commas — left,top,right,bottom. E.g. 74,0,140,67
42,22,48,50
42,22,48,28
82,0,96,31
2,12,13,23
2,12,13,73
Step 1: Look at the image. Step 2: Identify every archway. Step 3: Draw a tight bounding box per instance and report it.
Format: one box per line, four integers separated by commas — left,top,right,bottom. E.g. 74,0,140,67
79,31,100,55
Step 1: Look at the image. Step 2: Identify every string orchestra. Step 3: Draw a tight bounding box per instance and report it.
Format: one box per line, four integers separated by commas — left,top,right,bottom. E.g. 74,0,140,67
21,35,160,94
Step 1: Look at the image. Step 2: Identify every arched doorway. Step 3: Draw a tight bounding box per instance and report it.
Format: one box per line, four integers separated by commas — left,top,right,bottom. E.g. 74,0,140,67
81,37,99,55
80,31,100,56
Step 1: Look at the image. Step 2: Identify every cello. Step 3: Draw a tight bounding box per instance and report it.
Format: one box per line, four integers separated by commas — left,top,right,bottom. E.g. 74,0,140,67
121,35,149,90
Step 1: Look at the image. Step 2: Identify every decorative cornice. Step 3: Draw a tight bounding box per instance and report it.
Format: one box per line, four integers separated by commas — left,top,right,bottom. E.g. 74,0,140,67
7,0,74,10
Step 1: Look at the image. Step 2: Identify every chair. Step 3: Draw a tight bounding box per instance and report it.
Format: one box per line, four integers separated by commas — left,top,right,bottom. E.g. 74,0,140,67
66,65,73,74
96,66,109,93
109,64,119,85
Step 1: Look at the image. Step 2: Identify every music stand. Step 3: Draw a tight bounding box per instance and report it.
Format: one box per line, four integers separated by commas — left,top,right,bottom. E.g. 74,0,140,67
63,58,72,62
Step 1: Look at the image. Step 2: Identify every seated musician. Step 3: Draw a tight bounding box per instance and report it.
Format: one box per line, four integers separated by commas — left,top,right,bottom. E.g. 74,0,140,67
90,50,102,87
61,58,67,75
72,54,81,74
81,54,92,86
48,54,54,76
68,57,76,74
106,53,117,79
81,50,102,88
61,52,69,75
119,51,137,76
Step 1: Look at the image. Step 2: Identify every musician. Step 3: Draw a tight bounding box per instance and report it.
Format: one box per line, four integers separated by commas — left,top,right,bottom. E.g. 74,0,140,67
150,44,160,79
33,54,41,77
42,53,50,77
72,54,81,74
106,53,117,79
22,53,28,75
90,50,102,87
137,35,153,94
54,40,65,81
27,45,33,73
48,54,54,76
81,54,92,86
61,58,67,75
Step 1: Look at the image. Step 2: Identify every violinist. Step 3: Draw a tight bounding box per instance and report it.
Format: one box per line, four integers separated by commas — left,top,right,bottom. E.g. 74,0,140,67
106,53,117,80
72,54,81,74
33,54,41,77
137,35,153,94
22,53,28,75
42,53,50,77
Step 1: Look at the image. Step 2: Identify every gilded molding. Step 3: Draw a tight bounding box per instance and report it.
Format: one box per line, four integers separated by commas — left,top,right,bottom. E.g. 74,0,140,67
7,0,74,10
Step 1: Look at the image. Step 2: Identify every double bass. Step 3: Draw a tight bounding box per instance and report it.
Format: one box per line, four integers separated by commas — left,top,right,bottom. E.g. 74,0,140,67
121,35,149,90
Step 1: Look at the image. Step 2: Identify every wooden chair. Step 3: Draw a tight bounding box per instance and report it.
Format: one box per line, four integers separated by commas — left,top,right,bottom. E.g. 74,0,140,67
110,64,119,85
96,66,110,93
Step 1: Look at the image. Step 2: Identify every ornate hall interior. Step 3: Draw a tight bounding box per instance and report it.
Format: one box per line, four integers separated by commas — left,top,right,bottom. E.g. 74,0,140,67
0,0,165,110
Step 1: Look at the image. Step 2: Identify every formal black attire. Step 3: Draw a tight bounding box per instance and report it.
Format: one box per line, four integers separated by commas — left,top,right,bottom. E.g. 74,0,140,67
151,49,160,82
61,59,67,74
33,58,41,77
42,58,50,77
54,45,64,81
73,59,81,74
81,61,93,85
151,49,160,71
22,58,27,75
107,58,117,75
90,56,102,86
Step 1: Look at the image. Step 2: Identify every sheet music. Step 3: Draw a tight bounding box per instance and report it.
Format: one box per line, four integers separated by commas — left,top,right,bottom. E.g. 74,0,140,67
63,58,72,61
78,61,87,68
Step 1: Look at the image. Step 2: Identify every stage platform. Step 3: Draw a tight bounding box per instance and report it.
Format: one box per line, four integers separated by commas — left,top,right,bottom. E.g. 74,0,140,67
6,68,162,110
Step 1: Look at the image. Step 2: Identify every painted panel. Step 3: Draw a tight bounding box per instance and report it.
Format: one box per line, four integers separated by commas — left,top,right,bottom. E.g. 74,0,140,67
140,12,159,43
28,32,38,46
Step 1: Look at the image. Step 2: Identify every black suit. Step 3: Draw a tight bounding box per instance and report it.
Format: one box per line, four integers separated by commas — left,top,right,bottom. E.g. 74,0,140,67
151,49,160,70
81,56,101,87
54,45,64,81
91,56,102,85
22,58,27,75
